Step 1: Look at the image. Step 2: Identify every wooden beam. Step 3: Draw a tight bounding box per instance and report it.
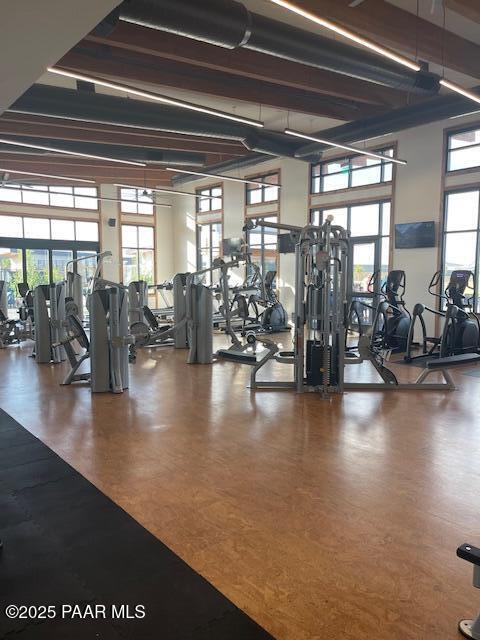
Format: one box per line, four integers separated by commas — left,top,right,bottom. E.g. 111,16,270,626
446,0,480,24
86,24,410,108
283,0,480,78
0,115,248,156
59,43,385,121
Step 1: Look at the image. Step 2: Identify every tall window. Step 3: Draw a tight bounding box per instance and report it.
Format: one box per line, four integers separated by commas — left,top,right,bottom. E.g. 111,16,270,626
122,225,154,284
0,215,99,315
196,185,222,213
119,187,154,215
311,201,391,287
311,148,394,194
0,184,98,210
246,172,280,205
245,215,279,282
196,222,222,285
447,127,480,172
442,189,480,308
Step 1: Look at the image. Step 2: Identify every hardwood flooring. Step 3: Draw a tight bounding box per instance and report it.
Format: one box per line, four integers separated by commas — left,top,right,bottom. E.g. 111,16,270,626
0,339,478,639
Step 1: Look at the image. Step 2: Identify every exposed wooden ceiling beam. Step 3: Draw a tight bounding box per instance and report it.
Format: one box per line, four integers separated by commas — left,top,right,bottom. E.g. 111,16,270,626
445,0,480,25
0,113,247,155
282,0,480,78
86,23,410,108
59,43,386,121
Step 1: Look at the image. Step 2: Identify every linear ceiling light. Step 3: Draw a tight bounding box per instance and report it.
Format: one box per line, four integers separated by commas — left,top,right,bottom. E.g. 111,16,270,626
48,67,264,129
0,138,146,167
0,183,172,207
440,79,480,106
268,0,421,72
0,168,96,183
115,183,216,199
165,168,283,187
284,129,407,165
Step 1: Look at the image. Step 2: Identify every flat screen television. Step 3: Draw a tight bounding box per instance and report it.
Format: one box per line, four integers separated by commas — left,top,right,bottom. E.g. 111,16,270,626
394,221,435,249
222,237,244,256
278,232,299,254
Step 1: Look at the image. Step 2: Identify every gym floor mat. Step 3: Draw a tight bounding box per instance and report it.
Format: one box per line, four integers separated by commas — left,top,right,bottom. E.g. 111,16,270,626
0,409,275,640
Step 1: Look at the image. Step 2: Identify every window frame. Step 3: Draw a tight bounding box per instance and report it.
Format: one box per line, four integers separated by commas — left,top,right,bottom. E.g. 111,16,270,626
121,223,155,284
244,213,280,284
0,213,99,243
245,171,280,206
441,186,480,312
446,124,480,175
0,184,99,211
118,187,155,216
310,146,395,195
195,183,223,214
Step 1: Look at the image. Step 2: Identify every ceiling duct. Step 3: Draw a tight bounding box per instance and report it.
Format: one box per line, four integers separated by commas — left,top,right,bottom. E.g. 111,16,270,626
96,0,439,94
294,89,480,160
0,134,206,166
8,85,298,157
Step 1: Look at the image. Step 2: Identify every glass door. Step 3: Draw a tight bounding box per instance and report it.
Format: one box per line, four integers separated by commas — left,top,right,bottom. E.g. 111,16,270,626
348,237,381,330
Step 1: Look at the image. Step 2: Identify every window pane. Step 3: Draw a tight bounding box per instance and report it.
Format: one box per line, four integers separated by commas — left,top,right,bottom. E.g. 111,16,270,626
138,226,154,249
122,248,138,283
74,195,97,210
0,186,21,202
325,207,348,229
23,185,49,206
311,176,321,194
75,187,97,197
75,221,99,242
0,215,23,237
322,160,348,175
383,163,393,182
25,249,49,286
50,192,74,208
51,249,73,282
24,217,50,239
200,224,210,248
247,187,262,205
137,202,154,215
212,187,222,198
121,188,137,201
139,249,154,283
449,129,480,149
322,173,348,192
448,146,480,171
381,237,390,283
51,219,75,240
264,185,279,201
351,165,382,187
445,191,479,231
121,200,137,214
350,204,380,237
382,202,391,236
444,232,476,276
0,247,23,317
212,223,222,248
122,225,138,248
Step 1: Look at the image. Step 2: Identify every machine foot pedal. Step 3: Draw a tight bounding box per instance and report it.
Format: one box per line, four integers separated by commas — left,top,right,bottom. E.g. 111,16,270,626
459,620,479,639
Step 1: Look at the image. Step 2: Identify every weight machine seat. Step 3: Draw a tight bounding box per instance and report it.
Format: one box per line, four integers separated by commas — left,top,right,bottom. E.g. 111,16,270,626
458,544,480,566
425,353,480,369
143,305,159,331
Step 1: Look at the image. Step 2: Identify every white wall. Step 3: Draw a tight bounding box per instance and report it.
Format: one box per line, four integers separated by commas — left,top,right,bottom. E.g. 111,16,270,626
169,112,480,331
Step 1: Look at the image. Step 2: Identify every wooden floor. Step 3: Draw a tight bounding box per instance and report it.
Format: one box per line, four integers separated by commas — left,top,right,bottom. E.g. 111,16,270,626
0,339,479,640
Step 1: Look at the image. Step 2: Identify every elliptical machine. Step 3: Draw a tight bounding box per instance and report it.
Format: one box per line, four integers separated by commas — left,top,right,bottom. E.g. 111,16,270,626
370,270,411,354
404,269,480,362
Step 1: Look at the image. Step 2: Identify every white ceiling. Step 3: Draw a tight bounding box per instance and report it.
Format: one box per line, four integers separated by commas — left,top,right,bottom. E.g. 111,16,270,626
0,0,121,116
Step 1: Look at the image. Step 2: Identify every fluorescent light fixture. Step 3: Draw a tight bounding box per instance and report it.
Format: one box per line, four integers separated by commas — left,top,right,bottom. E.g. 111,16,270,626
440,79,480,107
115,183,216,200
0,183,171,207
268,0,421,72
0,138,146,167
284,129,407,165
0,168,95,183
48,67,264,129
165,168,283,187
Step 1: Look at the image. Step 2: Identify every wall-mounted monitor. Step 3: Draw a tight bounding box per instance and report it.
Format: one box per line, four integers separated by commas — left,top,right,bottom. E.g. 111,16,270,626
395,221,435,249
278,232,299,254
222,237,244,256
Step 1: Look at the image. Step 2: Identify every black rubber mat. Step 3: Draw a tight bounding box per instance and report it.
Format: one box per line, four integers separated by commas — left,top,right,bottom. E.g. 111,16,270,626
0,409,274,640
